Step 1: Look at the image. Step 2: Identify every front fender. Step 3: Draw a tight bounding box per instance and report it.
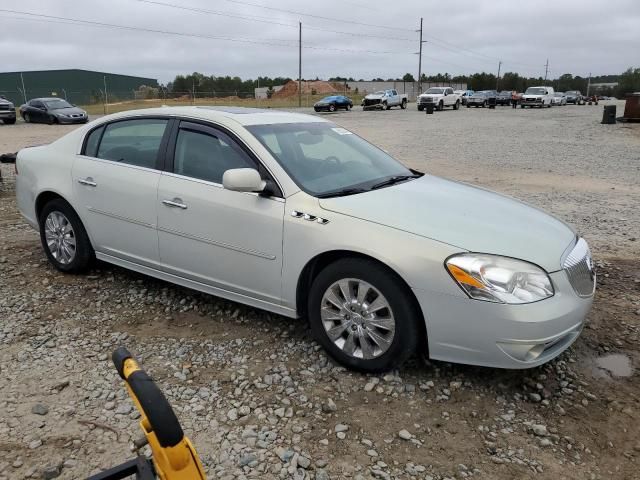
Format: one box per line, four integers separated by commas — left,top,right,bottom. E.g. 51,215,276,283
281,193,466,311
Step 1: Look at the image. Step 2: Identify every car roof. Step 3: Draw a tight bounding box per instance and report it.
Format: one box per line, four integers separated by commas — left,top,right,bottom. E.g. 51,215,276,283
35,97,68,101
98,106,330,126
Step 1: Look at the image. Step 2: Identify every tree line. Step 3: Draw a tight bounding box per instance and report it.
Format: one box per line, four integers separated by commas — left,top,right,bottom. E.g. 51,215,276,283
166,68,639,98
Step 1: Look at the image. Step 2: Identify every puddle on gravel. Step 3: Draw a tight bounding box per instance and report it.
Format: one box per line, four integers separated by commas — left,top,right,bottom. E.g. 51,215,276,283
595,354,634,377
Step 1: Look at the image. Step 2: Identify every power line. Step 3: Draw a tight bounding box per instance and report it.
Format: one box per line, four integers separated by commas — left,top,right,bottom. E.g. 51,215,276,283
215,0,413,32
0,9,409,54
134,0,414,41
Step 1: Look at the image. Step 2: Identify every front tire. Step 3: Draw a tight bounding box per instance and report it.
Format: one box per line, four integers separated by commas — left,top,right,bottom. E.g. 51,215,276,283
24,113,31,123
453,100,460,110
438,101,444,111
329,104,336,112
384,102,390,110
308,258,420,372
39,199,94,273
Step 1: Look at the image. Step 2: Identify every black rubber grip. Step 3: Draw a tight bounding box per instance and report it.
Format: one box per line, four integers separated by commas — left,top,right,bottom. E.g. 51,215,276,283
112,347,132,380
127,370,184,448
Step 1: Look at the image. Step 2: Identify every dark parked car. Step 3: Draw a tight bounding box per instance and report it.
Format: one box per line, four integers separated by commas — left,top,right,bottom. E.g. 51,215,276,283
0,95,16,124
496,91,512,106
313,95,353,112
565,91,582,104
20,97,88,124
466,90,497,107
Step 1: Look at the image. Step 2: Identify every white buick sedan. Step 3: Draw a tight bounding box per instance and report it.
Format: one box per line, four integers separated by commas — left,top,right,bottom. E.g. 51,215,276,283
16,107,595,372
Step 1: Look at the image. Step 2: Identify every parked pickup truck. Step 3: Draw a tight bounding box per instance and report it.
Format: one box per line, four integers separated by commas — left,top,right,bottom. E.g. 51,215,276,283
417,87,461,111
362,89,408,110
0,96,16,125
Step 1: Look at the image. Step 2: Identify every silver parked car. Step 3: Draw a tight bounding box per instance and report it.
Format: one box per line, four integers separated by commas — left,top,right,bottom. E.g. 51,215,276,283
16,107,595,372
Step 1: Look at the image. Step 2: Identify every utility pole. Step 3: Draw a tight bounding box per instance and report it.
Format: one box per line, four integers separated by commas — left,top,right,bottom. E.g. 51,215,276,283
20,72,27,104
417,17,424,95
103,75,108,114
298,21,302,108
544,59,549,82
586,72,591,97
496,61,502,91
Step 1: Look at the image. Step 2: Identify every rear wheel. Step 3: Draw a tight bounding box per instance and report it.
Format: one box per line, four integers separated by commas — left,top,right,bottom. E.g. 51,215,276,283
38,199,94,273
308,258,421,372
400,99,407,109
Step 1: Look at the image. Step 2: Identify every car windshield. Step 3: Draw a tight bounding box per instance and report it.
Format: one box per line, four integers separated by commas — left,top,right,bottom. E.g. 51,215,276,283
320,97,336,102
554,93,564,97
424,88,444,94
44,99,73,110
247,122,415,197
566,91,578,95
525,87,546,95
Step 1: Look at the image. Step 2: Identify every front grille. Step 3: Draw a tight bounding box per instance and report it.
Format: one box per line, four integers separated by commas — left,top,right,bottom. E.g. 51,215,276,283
563,238,596,297
364,98,381,106
0,105,12,111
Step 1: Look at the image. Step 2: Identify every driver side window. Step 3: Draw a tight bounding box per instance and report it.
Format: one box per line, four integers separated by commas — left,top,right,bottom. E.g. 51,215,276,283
173,126,255,184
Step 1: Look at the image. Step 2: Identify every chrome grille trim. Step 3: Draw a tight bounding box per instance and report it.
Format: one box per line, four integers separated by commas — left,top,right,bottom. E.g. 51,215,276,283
563,238,596,297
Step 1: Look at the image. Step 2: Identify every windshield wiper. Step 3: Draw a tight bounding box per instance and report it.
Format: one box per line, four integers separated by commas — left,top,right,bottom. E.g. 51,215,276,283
316,187,368,199
370,174,420,190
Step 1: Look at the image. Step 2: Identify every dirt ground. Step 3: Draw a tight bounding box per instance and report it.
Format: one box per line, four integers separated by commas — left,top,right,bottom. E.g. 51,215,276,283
0,102,638,480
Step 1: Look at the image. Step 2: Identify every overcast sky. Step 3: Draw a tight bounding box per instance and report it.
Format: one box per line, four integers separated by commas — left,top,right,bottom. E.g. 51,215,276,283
1,0,639,84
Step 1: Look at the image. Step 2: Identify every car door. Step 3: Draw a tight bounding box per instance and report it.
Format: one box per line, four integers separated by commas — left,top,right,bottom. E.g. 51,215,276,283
157,120,285,304
30,100,46,122
72,117,170,268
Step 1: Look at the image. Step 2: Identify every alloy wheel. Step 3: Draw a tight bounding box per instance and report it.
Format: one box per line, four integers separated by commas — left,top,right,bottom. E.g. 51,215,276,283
44,211,76,265
320,278,396,360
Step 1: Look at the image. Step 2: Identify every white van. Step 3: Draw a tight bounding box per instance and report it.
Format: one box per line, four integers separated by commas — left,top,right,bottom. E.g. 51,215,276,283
520,86,555,108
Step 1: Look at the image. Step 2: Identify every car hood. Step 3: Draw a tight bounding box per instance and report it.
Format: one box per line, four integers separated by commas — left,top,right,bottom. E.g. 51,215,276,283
0,100,13,107
419,93,444,98
51,107,86,115
318,175,575,272
365,94,384,99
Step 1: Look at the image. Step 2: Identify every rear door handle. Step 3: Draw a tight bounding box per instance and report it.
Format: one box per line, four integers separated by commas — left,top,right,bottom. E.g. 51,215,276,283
78,177,97,187
162,198,188,210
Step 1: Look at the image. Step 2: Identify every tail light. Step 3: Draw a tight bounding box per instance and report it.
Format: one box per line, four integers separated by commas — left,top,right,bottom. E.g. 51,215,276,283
14,155,18,175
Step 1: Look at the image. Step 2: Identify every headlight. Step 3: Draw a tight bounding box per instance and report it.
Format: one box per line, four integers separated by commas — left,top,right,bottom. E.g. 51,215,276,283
445,254,554,304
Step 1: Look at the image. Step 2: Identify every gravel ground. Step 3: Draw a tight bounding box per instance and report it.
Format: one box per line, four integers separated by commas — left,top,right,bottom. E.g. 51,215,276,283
0,103,639,480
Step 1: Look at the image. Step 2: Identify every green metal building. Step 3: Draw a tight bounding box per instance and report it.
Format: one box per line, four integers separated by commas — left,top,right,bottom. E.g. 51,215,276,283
0,69,158,105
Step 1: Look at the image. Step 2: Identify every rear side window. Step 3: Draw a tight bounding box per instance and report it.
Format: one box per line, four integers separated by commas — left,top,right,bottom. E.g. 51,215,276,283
96,119,168,169
174,128,254,184
83,126,104,157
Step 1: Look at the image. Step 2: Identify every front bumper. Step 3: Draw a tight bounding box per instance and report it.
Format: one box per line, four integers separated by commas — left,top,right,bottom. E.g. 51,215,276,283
0,111,16,119
56,115,88,124
414,270,593,369
522,99,544,106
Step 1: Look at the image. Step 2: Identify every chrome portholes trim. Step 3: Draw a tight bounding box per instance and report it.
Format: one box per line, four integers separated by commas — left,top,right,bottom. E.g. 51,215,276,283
320,278,396,360
157,226,276,260
290,210,329,225
87,207,155,229
44,211,76,265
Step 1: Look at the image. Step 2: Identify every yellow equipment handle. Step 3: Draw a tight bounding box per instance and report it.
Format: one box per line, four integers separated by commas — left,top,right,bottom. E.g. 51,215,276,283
112,347,206,480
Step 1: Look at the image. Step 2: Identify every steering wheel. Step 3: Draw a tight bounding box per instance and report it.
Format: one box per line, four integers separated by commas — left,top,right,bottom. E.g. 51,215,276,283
325,155,342,166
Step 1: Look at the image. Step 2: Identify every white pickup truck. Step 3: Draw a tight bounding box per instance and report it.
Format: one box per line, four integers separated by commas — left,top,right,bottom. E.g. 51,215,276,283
362,89,408,110
417,87,461,111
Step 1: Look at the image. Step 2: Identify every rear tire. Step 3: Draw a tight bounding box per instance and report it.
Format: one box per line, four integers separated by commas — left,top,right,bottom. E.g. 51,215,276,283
308,258,421,372
38,198,94,273
400,99,407,109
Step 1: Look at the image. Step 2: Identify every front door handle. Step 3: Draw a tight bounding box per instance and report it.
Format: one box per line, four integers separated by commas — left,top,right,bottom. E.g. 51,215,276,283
78,177,97,187
162,198,188,210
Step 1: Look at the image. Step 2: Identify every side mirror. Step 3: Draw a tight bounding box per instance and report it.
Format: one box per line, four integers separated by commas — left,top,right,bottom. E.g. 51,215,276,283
222,168,266,193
